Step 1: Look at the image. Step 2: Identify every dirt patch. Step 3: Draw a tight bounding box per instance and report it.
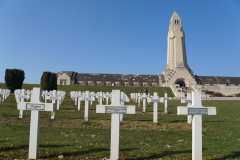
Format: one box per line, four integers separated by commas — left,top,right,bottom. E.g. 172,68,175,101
0,116,213,131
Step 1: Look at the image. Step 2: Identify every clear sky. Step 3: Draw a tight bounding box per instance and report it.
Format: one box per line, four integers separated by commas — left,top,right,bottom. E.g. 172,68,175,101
0,0,239,84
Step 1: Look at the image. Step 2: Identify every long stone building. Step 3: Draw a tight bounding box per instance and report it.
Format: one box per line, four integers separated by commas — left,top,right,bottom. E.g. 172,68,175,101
57,12,240,95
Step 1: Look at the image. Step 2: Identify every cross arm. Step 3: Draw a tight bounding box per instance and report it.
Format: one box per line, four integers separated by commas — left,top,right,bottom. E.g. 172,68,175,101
177,106,216,115
17,102,56,111
96,105,135,114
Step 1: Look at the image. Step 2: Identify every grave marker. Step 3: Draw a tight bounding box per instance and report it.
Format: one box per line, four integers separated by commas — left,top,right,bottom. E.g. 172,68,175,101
147,92,164,122
181,93,192,124
96,90,135,160
140,94,149,113
177,91,216,160
163,93,171,113
96,92,104,105
79,91,95,121
17,87,55,159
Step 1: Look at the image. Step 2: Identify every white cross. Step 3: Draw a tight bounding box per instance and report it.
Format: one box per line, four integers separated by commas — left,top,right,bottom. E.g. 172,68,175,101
105,92,111,105
76,91,82,110
15,89,31,118
90,92,95,105
96,90,135,160
140,94,149,113
137,93,142,107
120,92,129,121
147,92,164,123
177,91,216,160
181,93,192,124
17,87,55,159
79,91,95,121
45,90,60,120
163,93,171,113
96,92,104,105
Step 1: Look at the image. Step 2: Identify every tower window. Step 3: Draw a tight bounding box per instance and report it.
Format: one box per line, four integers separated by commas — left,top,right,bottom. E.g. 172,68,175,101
175,20,179,24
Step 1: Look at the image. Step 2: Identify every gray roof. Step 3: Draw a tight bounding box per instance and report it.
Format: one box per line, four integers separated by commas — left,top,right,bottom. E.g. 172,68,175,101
76,73,159,83
197,76,240,85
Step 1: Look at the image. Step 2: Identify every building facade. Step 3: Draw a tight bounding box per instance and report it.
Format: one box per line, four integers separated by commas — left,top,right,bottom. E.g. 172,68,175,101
57,12,240,94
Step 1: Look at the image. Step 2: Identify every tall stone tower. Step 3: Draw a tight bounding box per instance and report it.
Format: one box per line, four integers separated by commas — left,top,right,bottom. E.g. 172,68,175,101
162,11,197,87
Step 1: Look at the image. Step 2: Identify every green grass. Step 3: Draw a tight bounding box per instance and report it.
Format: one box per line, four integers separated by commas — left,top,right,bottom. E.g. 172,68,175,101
1,83,240,159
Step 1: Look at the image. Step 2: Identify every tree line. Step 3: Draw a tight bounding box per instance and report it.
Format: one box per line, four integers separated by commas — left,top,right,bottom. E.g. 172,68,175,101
4,69,57,93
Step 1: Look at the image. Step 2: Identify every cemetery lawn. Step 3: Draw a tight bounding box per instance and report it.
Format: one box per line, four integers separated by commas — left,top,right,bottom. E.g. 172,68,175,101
0,84,240,159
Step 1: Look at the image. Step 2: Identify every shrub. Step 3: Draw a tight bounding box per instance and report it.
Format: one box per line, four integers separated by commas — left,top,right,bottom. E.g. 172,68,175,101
41,72,57,91
235,93,240,97
202,89,205,92
212,92,223,97
178,89,181,92
5,69,25,93
176,86,179,88
49,73,57,90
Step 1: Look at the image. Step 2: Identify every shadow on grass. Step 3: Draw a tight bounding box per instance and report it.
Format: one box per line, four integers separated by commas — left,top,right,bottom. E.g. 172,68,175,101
212,151,240,160
0,144,73,152
127,150,192,160
205,121,224,122
170,120,187,123
40,144,73,148
42,147,140,159
136,120,152,122
0,145,29,152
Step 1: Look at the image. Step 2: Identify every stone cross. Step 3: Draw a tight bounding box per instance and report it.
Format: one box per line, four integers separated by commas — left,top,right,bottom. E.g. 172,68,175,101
105,92,111,105
177,91,216,160
79,91,95,121
0,89,10,102
163,93,171,113
147,92,164,123
134,93,138,103
45,90,59,119
120,92,129,121
96,92,104,105
181,93,192,124
17,87,55,159
140,94,149,113
15,89,31,118
137,93,142,107
76,91,82,110
48,90,62,110
90,92,95,105
96,90,135,160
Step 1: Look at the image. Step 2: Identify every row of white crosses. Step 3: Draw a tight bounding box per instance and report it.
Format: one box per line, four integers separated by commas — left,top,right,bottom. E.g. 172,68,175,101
96,92,112,105
45,90,66,119
130,92,171,114
70,91,112,109
0,88,11,104
70,91,95,111
14,89,216,160
14,89,31,118
17,87,55,159
15,89,65,119
178,91,216,160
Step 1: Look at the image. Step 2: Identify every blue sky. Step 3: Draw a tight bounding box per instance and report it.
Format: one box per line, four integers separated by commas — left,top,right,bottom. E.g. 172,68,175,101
0,0,239,84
